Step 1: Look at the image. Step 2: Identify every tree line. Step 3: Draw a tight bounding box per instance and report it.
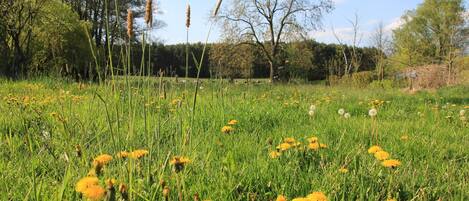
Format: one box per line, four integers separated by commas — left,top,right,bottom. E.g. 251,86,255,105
0,0,467,83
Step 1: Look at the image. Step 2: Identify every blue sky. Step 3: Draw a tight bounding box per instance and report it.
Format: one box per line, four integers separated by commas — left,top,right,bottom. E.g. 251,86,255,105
155,0,466,46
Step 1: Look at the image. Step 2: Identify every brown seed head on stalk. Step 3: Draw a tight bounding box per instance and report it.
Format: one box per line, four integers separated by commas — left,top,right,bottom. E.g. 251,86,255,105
145,0,153,27
127,9,134,39
186,4,191,28
213,0,223,17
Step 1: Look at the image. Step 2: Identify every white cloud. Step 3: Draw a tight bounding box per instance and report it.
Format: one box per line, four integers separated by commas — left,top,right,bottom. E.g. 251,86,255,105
384,17,406,32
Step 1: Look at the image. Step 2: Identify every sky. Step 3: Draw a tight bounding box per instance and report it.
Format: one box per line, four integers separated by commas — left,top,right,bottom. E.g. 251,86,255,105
155,0,465,46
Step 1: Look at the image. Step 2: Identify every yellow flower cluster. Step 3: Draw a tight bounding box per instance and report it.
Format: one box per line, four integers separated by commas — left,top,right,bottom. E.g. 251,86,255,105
281,191,328,201
369,99,385,108
116,149,149,159
270,136,328,159
75,176,106,200
170,156,191,173
367,145,401,169
307,137,327,151
221,119,238,134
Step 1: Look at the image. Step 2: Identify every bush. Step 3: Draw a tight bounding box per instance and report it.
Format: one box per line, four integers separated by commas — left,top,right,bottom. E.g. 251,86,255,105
351,71,374,88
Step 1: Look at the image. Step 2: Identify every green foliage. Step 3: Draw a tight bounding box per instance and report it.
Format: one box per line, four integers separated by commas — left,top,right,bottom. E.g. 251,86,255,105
392,0,466,68
31,0,93,79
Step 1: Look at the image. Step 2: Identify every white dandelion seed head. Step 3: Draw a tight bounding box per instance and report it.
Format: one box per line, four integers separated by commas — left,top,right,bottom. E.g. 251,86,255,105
338,108,345,116
309,104,317,111
308,110,315,116
344,113,351,119
369,108,378,117
460,110,466,116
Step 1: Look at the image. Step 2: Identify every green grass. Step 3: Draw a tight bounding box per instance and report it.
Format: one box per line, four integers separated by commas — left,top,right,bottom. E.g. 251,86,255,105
0,78,468,201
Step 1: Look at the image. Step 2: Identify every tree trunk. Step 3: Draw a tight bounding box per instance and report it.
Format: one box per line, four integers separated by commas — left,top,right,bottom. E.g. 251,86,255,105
269,61,278,83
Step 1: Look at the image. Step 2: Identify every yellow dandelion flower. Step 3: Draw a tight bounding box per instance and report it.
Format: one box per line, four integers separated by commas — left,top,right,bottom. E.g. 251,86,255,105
276,195,287,201
93,154,113,166
82,185,106,201
283,137,296,144
221,126,234,134
339,167,348,173
277,143,292,151
319,143,327,148
170,156,191,166
308,142,320,151
269,151,281,159
400,135,409,141
306,192,328,201
381,159,401,168
129,149,149,159
75,176,99,193
367,146,382,154
117,151,129,159
227,120,238,125
292,198,310,201
308,137,318,143
374,151,390,161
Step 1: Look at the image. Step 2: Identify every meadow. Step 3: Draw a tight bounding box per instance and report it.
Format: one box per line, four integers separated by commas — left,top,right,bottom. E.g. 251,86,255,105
0,78,468,201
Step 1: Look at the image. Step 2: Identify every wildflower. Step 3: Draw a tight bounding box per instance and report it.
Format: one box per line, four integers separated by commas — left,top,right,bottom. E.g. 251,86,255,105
171,99,181,106
105,179,116,188
308,137,318,143
277,143,292,151
162,186,170,199
82,185,106,201
93,154,113,166
269,151,281,159
374,151,390,161
228,119,238,125
308,110,315,116
338,108,345,116
319,143,327,148
369,108,378,117
367,146,382,154
306,192,328,201
308,142,320,151
339,167,348,173
129,149,149,159
276,195,287,201
117,151,129,159
381,159,401,168
119,183,129,200
292,198,310,201
170,156,191,172
221,126,234,134
344,113,351,119
75,176,100,193
309,105,317,111
283,137,296,144
460,110,466,116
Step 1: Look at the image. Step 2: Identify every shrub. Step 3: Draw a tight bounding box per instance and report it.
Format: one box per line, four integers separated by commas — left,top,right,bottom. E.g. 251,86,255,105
351,71,374,88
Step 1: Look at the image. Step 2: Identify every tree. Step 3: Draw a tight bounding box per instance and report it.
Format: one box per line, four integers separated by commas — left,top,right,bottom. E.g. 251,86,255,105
218,0,333,83
210,42,254,80
0,0,49,77
332,13,362,76
371,21,390,80
392,0,466,70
